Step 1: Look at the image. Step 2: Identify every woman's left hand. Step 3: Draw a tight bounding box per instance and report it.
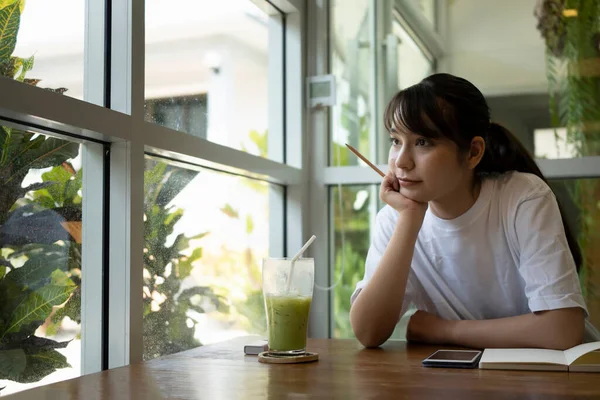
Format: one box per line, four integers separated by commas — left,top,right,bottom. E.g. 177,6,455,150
407,310,455,345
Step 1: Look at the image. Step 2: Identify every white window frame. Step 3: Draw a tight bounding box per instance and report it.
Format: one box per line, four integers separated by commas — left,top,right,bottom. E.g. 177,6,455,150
0,0,306,372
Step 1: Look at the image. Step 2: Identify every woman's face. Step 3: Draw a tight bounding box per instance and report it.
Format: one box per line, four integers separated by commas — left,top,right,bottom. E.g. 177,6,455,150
388,126,473,204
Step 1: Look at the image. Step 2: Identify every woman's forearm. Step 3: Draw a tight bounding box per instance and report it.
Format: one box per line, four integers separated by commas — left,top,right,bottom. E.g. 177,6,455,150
350,213,423,348
445,308,585,350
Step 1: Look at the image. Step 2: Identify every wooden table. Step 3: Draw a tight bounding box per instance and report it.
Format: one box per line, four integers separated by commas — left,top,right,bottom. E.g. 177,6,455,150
5,337,600,399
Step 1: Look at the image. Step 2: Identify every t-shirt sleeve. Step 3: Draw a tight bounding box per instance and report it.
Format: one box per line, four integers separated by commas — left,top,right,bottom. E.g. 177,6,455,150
514,191,588,316
350,206,415,318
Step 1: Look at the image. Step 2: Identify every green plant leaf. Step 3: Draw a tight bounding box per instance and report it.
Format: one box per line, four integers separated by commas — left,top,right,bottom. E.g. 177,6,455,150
17,335,70,352
13,54,33,81
0,1,20,62
177,247,202,279
4,250,68,289
1,284,75,340
16,349,70,383
155,167,198,208
220,203,239,219
245,214,254,234
0,348,26,381
7,138,80,183
0,0,25,13
38,164,81,206
188,231,209,241
50,286,80,325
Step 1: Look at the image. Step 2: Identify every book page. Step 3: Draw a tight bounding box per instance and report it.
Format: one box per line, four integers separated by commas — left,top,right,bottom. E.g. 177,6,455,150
564,341,600,365
480,348,567,366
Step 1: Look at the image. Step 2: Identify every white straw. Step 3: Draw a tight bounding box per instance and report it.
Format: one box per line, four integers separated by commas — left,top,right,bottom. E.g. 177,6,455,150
286,235,317,293
292,235,316,262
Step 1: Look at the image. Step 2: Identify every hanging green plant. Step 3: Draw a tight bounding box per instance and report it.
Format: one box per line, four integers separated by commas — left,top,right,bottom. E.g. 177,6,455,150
536,0,600,326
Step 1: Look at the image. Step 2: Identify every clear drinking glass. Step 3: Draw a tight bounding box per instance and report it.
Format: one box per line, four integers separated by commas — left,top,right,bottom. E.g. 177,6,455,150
262,258,315,355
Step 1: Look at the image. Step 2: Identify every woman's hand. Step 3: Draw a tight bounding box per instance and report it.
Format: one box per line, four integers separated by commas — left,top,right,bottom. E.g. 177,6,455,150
380,171,428,215
406,310,455,345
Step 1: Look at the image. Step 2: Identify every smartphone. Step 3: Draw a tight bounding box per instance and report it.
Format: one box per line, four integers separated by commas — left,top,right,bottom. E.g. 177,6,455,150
422,349,482,369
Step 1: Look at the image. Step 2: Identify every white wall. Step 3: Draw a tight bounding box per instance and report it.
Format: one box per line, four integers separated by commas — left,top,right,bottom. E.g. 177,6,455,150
439,0,548,96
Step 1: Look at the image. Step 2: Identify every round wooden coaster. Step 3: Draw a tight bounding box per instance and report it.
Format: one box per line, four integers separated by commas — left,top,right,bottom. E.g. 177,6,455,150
258,351,319,364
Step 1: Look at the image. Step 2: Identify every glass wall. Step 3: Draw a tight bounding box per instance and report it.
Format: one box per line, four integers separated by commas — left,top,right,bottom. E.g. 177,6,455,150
143,158,281,360
330,0,372,167
329,0,434,167
394,20,433,90
145,0,281,161
0,125,85,394
326,0,600,339
9,0,85,100
0,0,297,395
330,185,372,338
549,178,600,329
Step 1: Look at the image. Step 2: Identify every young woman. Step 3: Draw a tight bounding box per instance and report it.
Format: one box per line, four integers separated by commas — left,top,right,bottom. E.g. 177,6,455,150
349,73,598,350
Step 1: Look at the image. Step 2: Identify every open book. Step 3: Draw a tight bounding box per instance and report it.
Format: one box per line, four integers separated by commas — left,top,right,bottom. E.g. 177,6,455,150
479,341,600,372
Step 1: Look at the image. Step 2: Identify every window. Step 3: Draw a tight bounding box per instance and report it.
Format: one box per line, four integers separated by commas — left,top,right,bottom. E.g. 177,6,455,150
145,0,283,162
394,21,433,90
330,184,409,340
330,0,374,167
548,178,600,330
9,0,85,100
143,157,282,360
330,1,435,167
534,128,579,159
145,95,208,139
416,0,436,28
330,184,372,338
1,0,300,394
0,126,85,395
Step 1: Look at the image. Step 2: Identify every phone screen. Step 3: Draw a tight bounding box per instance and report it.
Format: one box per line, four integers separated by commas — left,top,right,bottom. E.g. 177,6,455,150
425,350,481,362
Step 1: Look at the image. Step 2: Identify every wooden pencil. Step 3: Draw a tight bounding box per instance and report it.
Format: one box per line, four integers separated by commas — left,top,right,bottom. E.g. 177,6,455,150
345,143,386,177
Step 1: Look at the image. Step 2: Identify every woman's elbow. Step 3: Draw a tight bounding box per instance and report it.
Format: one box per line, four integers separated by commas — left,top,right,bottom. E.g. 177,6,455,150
552,332,583,351
541,308,585,350
350,310,388,348
355,333,386,349
557,323,584,350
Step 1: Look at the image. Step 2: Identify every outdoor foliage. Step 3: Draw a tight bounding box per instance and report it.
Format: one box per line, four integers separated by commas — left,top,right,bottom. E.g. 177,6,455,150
0,0,83,387
536,0,600,324
142,159,228,360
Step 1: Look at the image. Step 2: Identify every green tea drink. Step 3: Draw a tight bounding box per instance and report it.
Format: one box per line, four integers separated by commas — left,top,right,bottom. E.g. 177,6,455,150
265,295,312,353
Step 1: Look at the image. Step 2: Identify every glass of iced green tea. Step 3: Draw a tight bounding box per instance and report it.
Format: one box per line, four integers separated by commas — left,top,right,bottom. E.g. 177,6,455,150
262,257,314,355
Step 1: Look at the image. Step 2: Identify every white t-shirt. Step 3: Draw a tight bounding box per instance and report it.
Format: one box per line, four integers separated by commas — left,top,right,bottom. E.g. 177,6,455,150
352,171,590,325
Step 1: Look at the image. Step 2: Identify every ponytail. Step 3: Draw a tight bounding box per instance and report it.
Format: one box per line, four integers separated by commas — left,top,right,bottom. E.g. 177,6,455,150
477,123,543,177
478,122,582,273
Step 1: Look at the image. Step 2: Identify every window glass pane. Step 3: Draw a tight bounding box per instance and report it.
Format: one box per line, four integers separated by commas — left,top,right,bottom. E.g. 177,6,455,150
330,184,410,340
330,2,435,167
5,0,85,100
533,126,600,160
394,21,433,90
330,0,373,167
145,1,282,162
143,157,281,360
534,128,576,159
0,125,83,395
416,0,436,28
331,184,372,339
548,178,600,331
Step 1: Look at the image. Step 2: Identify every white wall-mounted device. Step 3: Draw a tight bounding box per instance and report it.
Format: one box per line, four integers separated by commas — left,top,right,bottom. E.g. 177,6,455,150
307,74,336,108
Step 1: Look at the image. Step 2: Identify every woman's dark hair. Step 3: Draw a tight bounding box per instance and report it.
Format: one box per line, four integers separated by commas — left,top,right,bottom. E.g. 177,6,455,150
383,73,582,272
